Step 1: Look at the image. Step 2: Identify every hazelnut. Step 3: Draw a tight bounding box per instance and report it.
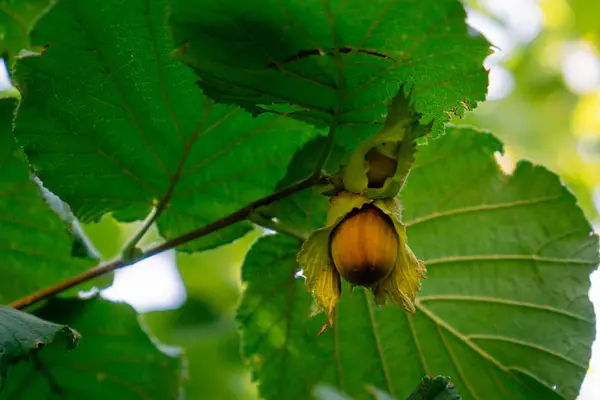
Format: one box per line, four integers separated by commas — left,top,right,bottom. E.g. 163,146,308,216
330,205,398,286
365,148,397,189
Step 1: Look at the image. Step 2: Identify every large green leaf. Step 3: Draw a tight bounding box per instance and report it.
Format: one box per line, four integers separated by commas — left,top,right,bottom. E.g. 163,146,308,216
144,299,257,400
168,0,491,146
142,233,262,400
12,0,320,252
1,297,183,399
0,96,95,304
0,306,78,391
237,235,325,399
0,0,52,64
237,126,598,400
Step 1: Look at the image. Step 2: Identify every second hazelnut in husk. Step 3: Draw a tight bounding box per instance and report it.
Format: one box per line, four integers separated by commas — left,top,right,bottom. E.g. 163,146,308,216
329,205,399,287
365,148,398,189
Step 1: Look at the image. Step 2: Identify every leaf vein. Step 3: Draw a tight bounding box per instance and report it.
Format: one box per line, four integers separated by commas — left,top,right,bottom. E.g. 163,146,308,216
144,0,184,144
417,295,592,323
435,324,481,400
468,334,587,369
405,313,430,375
424,254,598,266
405,194,568,228
363,289,394,396
417,303,567,395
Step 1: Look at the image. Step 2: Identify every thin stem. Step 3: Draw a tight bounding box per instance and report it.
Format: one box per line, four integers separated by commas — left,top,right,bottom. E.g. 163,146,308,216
249,211,308,242
120,205,158,259
9,173,326,311
120,167,188,258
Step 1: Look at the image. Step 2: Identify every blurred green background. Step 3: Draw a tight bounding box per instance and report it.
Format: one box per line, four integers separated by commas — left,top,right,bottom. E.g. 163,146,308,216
463,0,600,227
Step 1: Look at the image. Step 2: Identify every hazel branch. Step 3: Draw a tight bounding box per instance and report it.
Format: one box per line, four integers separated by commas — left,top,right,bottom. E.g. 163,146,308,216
9,173,326,311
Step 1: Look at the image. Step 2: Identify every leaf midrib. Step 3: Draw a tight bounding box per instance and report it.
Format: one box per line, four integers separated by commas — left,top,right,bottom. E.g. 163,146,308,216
416,302,571,399
363,289,394,396
404,194,569,228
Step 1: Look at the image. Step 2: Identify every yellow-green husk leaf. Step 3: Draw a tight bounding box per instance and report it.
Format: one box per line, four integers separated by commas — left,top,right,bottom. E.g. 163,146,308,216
297,192,370,325
325,192,370,226
371,197,427,312
297,228,340,323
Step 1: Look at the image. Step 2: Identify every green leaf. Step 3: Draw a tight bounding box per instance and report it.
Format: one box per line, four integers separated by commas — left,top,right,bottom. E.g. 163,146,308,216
0,97,95,304
144,299,257,400
12,0,320,252
1,297,183,399
399,126,597,399
168,0,490,145
142,234,262,400
0,306,79,391
0,0,52,65
237,235,326,400
34,179,113,289
237,126,598,400
38,185,101,260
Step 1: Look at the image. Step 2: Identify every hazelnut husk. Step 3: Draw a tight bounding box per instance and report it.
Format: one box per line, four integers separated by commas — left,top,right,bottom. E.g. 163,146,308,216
329,205,399,287
297,192,426,334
